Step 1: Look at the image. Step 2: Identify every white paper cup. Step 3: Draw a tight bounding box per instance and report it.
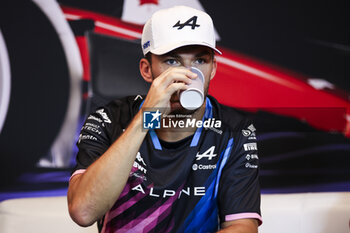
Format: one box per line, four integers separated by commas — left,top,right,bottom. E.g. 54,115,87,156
180,67,204,110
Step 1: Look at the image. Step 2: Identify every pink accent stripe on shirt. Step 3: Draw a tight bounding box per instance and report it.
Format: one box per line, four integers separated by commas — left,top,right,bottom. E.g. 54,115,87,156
69,169,86,181
111,184,185,233
108,183,153,220
225,212,263,226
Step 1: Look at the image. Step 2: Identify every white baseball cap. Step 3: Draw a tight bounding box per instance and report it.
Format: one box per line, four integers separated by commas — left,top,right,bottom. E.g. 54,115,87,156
141,5,221,56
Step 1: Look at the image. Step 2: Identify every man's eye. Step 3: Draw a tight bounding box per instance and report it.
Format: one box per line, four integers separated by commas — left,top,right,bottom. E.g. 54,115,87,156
165,59,179,65
195,58,206,64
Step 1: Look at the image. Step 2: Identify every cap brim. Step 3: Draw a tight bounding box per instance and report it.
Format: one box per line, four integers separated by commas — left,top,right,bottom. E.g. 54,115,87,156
150,41,222,55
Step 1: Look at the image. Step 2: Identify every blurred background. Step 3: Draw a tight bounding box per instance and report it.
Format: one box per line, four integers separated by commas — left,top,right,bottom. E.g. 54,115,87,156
0,0,349,200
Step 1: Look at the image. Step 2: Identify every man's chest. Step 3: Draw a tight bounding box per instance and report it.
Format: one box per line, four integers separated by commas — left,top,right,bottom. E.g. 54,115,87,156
129,131,230,196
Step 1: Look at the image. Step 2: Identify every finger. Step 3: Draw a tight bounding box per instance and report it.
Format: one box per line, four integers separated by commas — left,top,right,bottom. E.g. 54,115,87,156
172,75,193,84
164,82,188,98
168,67,198,79
160,69,197,88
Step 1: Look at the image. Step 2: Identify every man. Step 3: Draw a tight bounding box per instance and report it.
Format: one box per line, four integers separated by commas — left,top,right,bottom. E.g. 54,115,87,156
68,5,262,233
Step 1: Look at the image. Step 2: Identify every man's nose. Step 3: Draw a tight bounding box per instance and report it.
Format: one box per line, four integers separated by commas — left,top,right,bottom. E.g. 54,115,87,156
182,63,192,70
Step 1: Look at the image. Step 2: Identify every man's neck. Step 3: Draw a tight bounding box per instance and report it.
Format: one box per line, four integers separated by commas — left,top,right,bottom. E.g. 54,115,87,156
156,101,206,142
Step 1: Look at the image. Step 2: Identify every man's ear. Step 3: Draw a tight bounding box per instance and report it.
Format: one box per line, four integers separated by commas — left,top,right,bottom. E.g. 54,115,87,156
139,58,153,83
210,56,217,80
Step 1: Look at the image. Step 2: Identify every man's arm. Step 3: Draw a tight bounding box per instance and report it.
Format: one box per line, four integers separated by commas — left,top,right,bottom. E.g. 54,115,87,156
68,110,147,226
218,219,258,233
67,67,196,227
216,119,262,232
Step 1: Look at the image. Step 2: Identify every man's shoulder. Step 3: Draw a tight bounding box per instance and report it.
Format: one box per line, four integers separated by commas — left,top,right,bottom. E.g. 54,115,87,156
105,95,144,111
209,96,252,131
95,95,144,126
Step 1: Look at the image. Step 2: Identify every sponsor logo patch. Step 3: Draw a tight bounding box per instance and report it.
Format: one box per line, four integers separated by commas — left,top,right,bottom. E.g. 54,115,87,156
242,129,251,137
192,163,216,171
246,154,259,160
143,41,150,49
245,162,258,169
248,124,256,132
133,152,147,174
243,143,257,151
242,124,256,137
96,109,112,124
88,115,103,123
131,185,206,198
196,146,216,160
173,16,200,30
78,134,98,143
